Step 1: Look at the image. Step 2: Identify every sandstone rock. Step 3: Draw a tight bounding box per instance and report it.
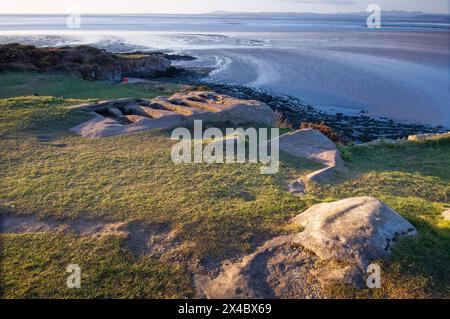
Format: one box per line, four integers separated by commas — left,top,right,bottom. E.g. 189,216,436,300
70,91,276,138
275,129,338,164
130,105,155,118
442,209,450,221
267,129,347,190
198,196,418,299
70,112,186,138
107,107,124,118
153,91,276,126
152,97,204,116
278,129,345,168
122,102,140,114
111,98,140,108
291,196,417,268
140,106,176,119
124,115,146,123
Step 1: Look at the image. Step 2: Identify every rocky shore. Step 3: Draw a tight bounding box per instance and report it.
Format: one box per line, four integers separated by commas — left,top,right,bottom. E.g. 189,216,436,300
147,63,448,143
0,44,188,82
198,84,449,143
1,43,447,143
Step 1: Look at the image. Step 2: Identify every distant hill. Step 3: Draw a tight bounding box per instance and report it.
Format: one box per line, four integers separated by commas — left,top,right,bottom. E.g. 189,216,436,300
206,10,450,21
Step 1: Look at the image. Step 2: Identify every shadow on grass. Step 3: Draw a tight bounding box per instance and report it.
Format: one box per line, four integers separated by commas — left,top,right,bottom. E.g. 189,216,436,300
330,220,450,299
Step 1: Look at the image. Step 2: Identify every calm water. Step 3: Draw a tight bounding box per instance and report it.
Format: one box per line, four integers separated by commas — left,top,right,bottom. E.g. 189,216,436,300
1,14,449,126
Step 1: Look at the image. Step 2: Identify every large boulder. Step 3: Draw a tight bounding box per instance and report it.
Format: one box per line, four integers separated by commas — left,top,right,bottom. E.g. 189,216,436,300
267,129,347,193
275,129,339,166
198,197,417,299
107,107,124,119
292,196,417,268
159,91,276,127
70,92,276,138
70,112,186,138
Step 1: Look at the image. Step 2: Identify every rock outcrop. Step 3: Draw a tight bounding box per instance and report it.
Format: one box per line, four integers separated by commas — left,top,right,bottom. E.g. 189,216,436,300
198,197,417,299
70,91,276,138
291,197,417,269
267,129,347,193
197,236,324,299
0,43,172,82
443,209,450,221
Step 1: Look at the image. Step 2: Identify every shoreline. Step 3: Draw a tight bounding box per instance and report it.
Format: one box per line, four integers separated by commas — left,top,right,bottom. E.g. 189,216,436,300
0,41,446,143
164,68,448,143
1,42,449,299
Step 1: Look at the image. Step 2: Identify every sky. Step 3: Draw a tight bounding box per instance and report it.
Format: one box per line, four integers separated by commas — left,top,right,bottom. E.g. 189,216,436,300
0,0,448,14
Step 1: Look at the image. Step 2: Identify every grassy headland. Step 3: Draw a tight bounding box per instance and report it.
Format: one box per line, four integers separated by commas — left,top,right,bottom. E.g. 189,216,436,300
0,71,449,299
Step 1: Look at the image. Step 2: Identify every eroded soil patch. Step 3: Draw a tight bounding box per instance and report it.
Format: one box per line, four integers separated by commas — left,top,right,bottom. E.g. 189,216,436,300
0,214,179,258
195,237,325,299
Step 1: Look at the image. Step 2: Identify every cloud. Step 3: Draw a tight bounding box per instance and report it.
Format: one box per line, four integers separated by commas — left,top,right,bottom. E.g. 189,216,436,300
277,0,357,6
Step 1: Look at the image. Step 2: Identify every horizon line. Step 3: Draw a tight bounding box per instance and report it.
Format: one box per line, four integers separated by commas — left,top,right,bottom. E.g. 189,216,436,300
0,10,448,16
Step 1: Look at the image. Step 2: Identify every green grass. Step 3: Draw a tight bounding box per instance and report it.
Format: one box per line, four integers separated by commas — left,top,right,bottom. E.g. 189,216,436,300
0,233,193,299
118,54,152,59
0,96,319,258
0,71,182,100
0,73,449,298
0,96,92,138
312,141,450,203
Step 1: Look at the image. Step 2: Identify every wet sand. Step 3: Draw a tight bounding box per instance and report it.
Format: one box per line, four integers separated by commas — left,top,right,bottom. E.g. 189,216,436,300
186,32,450,127
1,16,449,127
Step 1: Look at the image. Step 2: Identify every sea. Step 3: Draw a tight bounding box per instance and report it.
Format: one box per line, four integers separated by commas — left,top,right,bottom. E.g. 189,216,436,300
0,13,449,127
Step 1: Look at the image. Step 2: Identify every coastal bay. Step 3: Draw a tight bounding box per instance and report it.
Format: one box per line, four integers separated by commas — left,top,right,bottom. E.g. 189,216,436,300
1,14,449,127
0,12,449,300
